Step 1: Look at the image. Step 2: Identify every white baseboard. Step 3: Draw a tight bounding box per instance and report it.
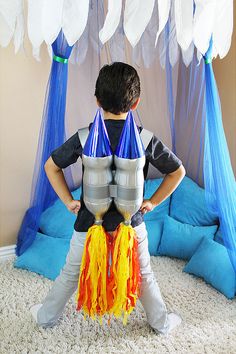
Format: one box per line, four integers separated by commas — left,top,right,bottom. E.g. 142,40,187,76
0,244,16,261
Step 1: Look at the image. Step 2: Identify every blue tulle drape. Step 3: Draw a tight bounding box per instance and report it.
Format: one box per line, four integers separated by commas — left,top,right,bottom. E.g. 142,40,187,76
203,43,236,271
16,31,74,256
166,31,236,272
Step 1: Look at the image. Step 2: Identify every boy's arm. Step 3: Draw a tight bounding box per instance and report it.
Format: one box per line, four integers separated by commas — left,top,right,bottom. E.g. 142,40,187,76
140,165,185,213
45,132,83,214
45,157,80,214
140,135,185,214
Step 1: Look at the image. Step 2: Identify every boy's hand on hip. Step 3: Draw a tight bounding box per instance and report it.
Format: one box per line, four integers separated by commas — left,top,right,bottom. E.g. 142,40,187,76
66,200,81,214
140,199,154,214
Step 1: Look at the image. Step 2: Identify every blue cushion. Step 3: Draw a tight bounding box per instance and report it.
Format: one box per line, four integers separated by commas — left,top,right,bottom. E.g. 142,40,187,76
144,178,170,221
158,215,217,260
14,232,71,280
39,187,81,238
145,219,163,256
170,177,219,226
214,228,224,245
184,238,236,299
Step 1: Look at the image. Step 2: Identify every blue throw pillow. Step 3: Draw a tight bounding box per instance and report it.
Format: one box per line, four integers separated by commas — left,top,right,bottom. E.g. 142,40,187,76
14,232,71,280
144,179,170,221
184,238,236,299
158,215,217,260
214,228,224,245
170,177,219,226
145,219,164,256
39,187,81,238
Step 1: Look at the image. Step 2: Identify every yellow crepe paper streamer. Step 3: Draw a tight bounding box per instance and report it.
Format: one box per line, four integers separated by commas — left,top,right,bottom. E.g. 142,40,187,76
108,223,141,325
76,224,109,321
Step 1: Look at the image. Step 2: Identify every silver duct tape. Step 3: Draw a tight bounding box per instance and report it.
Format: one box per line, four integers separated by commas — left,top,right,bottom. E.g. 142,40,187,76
84,184,142,202
109,184,117,198
83,184,110,199
117,186,143,200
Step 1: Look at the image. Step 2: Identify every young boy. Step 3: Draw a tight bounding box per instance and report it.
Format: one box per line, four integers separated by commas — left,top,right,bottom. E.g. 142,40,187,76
30,62,185,334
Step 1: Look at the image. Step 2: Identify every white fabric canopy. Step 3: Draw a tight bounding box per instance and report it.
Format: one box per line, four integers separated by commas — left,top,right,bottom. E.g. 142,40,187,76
0,0,24,52
0,0,233,63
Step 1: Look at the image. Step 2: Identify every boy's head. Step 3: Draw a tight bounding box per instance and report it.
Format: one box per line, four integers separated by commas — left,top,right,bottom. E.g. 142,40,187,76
95,62,140,115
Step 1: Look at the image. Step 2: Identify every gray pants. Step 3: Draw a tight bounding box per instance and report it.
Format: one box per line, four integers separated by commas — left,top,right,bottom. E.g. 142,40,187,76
37,222,169,333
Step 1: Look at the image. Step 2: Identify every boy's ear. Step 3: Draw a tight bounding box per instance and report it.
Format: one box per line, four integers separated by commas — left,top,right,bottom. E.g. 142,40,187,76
131,98,140,111
96,98,101,107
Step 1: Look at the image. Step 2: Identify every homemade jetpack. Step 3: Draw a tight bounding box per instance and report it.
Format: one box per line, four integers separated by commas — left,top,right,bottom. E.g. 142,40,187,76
76,109,153,324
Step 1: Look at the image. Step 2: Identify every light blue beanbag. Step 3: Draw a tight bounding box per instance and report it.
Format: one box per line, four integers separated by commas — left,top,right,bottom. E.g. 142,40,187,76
170,177,219,226
158,215,218,260
184,238,236,299
39,187,81,238
14,232,71,280
144,178,170,221
145,219,164,256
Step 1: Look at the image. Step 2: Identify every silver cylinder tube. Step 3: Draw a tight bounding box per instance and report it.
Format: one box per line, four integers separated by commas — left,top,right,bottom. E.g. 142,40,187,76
114,155,146,222
82,154,113,221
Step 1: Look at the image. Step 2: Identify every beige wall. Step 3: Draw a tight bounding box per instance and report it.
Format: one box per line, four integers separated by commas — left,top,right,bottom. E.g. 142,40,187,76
0,29,235,248
0,41,51,247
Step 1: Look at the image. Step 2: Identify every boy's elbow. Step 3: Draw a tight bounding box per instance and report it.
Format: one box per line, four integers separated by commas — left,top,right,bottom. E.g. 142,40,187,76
44,157,51,172
44,156,60,174
169,164,186,180
179,164,186,178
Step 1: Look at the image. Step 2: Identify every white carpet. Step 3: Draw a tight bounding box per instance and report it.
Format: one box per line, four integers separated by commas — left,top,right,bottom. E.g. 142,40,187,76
0,256,235,354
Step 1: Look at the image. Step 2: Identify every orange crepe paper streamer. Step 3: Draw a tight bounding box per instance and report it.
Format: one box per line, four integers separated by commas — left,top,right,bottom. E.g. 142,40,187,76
76,224,109,320
107,223,141,324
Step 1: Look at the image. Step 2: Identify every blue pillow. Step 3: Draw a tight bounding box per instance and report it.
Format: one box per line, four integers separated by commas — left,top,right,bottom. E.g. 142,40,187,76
39,187,81,238
158,215,217,260
170,177,218,226
144,179,170,221
214,228,224,245
14,232,71,280
184,238,236,299
145,219,164,256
